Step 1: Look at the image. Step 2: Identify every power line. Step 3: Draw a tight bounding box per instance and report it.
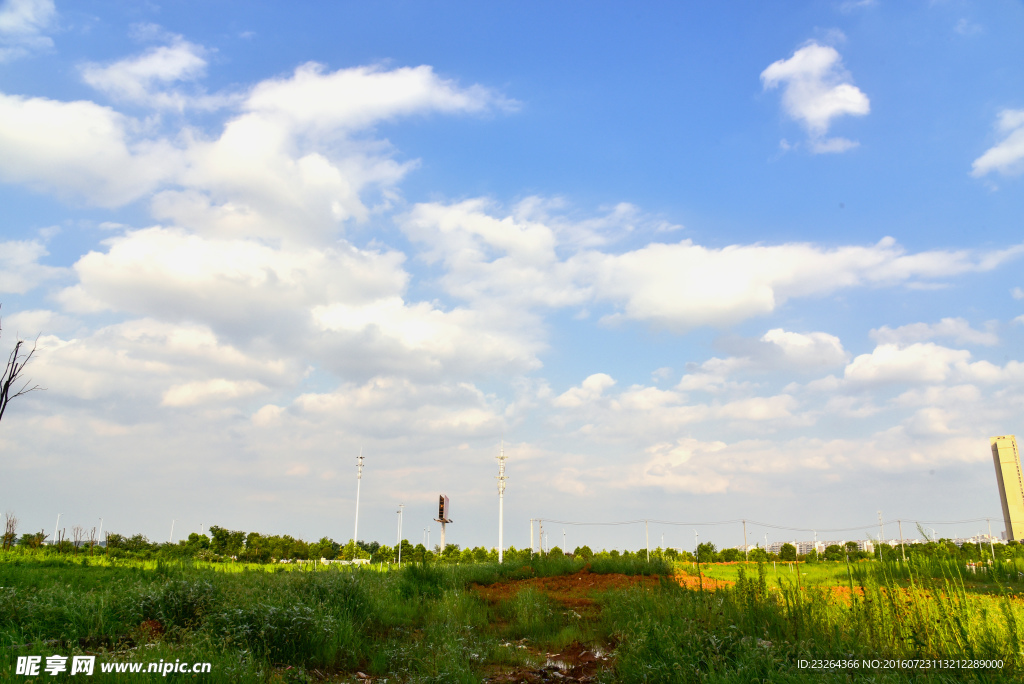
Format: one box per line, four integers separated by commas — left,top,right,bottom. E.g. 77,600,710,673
535,516,1006,535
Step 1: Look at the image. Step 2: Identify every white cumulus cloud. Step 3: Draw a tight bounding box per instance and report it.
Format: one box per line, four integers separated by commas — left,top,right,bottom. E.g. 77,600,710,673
761,328,849,366
761,42,870,153
0,238,65,293
161,378,268,407
972,109,1024,178
844,343,971,385
0,0,54,62
870,317,998,347
81,37,232,111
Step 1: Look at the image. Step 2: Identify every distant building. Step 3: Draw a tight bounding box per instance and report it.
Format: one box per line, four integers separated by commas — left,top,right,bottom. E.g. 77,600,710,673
991,435,1024,541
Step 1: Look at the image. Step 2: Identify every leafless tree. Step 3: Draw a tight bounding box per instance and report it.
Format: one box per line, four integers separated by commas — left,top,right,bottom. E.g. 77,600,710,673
2,510,17,551
72,525,84,552
88,526,97,553
1,305,43,427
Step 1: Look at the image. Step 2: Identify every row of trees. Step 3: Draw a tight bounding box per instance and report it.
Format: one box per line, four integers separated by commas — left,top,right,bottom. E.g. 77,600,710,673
8,515,1024,565
692,539,1024,564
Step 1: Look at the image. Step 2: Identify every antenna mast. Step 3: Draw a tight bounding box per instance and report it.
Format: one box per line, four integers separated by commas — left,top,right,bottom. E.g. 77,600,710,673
354,447,364,546
496,440,508,563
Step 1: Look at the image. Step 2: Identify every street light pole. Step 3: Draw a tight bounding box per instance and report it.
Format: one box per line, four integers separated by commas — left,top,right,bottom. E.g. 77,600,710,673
496,442,508,563
354,447,364,545
694,530,702,592
397,504,404,567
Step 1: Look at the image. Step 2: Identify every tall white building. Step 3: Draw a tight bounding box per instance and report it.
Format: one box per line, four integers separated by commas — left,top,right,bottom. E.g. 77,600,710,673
992,435,1024,541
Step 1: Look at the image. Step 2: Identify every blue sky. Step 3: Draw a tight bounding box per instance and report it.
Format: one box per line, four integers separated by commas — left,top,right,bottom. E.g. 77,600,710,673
1,0,1024,553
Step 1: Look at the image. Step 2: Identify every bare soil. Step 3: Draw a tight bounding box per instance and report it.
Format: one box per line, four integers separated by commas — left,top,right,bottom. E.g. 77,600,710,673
473,567,733,683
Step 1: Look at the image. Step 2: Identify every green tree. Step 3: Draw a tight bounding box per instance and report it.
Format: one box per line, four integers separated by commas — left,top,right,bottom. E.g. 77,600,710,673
309,537,337,560
440,543,460,563
124,533,154,553
372,544,395,564
696,542,718,563
779,543,797,561
185,533,210,553
573,545,594,560
719,548,743,562
208,526,245,556
19,530,46,549
824,544,844,561
357,540,380,556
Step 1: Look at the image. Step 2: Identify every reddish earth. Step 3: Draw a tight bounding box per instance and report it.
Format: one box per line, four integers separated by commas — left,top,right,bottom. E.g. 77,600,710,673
472,565,733,610
471,566,662,609
473,567,734,683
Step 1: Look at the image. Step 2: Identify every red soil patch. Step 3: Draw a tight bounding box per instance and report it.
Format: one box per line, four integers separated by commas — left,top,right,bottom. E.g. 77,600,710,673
472,566,735,609
472,566,661,609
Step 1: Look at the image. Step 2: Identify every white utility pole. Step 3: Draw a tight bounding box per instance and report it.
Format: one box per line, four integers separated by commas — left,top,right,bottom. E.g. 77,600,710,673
530,519,535,556
169,520,175,544
645,519,650,562
53,513,61,546
898,520,906,562
878,511,884,561
397,504,404,566
354,447,364,545
98,518,103,544
496,441,508,563
987,518,996,561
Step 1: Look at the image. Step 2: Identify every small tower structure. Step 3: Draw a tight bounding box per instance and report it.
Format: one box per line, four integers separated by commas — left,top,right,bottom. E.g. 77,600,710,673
354,448,364,546
434,495,452,552
496,441,508,562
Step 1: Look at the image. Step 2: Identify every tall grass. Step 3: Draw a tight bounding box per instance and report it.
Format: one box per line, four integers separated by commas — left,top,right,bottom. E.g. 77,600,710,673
599,562,1023,682
1,553,670,682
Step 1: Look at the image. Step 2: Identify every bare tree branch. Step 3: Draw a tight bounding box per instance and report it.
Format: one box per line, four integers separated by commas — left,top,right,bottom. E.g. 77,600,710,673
3,511,18,551
0,304,44,426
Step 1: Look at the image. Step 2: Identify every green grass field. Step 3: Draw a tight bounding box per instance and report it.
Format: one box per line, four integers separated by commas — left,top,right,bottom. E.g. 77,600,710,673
2,551,1023,682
